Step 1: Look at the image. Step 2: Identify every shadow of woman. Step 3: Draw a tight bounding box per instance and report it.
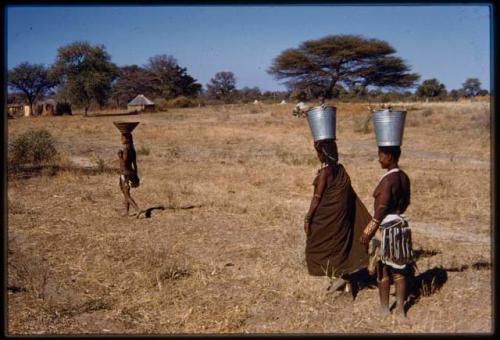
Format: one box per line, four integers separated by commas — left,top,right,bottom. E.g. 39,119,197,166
406,267,448,311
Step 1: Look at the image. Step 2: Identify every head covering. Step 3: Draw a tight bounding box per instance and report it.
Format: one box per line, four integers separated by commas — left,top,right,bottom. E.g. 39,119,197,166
372,109,406,146
306,105,337,141
113,121,140,134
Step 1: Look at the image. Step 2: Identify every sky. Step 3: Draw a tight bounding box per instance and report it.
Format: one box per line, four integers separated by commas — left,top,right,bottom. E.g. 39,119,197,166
6,5,492,92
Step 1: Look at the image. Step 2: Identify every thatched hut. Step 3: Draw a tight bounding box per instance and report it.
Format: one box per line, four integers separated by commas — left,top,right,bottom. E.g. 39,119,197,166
7,104,30,118
36,100,72,116
127,94,155,112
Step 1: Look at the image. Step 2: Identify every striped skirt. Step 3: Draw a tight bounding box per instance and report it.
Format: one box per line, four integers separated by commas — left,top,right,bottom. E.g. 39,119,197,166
379,214,413,269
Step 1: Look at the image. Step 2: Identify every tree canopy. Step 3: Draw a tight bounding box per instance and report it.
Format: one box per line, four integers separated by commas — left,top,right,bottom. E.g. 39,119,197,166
111,65,160,106
53,41,119,115
268,34,419,99
8,62,58,115
416,78,447,99
462,78,483,98
206,71,237,103
145,54,202,99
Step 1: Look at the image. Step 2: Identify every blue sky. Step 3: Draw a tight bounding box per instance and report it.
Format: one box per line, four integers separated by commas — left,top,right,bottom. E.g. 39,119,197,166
6,5,491,92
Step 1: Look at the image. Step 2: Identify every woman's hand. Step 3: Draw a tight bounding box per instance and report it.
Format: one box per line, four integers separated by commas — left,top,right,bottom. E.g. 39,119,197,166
304,221,311,236
359,219,380,245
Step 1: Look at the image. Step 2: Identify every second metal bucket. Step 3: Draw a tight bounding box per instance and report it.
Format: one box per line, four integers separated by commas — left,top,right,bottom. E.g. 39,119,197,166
307,106,337,141
372,109,406,146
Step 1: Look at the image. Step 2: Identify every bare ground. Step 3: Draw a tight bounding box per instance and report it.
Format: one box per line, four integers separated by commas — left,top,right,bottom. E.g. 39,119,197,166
7,101,492,334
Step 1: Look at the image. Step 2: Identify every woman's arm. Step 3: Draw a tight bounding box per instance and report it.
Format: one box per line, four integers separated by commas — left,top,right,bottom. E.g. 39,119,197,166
304,168,328,235
360,178,392,245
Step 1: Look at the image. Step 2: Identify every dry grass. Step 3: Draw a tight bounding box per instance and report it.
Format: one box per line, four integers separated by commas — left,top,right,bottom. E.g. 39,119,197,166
7,101,492,334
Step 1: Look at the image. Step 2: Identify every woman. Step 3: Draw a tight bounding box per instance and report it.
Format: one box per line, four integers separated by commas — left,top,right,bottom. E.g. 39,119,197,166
304,138,371,289
118,131,141,217
360,145,413,319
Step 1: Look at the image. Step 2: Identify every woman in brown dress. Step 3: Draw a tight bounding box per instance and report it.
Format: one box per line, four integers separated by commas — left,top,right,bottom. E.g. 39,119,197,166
304,138,371,287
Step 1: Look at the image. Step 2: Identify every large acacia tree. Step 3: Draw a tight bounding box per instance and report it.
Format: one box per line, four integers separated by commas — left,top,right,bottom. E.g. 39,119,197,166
53,41,119,116
8,62,58,116
268,34,419,99
145,54,202,99
111,65,160,106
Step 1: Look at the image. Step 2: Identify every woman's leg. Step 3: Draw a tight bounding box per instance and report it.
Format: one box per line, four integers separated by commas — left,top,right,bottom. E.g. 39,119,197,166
378,263,390,315
394,272,407,318
119,176,130,216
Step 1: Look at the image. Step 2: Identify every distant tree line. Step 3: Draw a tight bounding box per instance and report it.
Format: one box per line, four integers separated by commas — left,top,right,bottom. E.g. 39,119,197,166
7,37,490,116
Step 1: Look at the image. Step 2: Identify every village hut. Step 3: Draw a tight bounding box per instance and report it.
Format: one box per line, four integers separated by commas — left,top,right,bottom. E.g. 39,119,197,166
36,99,72,116
7,104,30,118
127,94,155,112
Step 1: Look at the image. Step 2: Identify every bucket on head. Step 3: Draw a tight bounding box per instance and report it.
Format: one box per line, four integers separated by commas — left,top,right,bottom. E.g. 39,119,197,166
306,106,336,141
372,109,406,146
113,121,140,134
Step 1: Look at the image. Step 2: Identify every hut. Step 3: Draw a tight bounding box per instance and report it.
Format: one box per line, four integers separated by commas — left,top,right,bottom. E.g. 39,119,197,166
7,104,30,118
36,100,72,116
127,94,155,112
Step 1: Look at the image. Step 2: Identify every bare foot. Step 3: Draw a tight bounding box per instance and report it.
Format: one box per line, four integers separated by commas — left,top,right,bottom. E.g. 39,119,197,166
380,306,390,316
395,307,411,325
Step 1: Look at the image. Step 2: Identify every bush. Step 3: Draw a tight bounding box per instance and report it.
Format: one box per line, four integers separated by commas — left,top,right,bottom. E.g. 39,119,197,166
166,96,198,108
9,129,57,167
136,145,150,156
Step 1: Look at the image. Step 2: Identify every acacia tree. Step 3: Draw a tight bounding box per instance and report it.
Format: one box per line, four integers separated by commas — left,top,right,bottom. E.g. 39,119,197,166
462,78,483,99
206,71,237,103
416,78,447,100
145,54,201,99
8,62,58,116
111,65,160,106
53,41,118,116
268,34,419,99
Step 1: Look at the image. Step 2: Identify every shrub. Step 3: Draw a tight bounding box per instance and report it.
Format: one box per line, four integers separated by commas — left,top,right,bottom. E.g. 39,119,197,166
9,129,57,167
136,145,150,156
166,96,198,108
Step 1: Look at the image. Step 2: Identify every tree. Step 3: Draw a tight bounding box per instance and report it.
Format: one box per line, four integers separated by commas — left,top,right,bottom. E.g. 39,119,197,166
416,79,447,100
237,86,261,103
477,89,489,96
462,78,482,99
448,89,463,101
111,65,160,107
268,34,419,99
53,41,118,116
8,62,58,116
206,71,237,103
145,54,201,99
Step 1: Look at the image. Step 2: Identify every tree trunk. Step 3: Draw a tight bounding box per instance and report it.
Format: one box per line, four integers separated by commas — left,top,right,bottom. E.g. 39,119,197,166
326,78,338,99
84,106,89,116
28,99,34,117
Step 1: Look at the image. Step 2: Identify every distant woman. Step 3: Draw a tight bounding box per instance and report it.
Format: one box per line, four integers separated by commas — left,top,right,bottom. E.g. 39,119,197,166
118,132,141,216
304,138,371,289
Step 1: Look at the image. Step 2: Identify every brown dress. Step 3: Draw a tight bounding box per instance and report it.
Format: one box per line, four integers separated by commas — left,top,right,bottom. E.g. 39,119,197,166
305,164,371,277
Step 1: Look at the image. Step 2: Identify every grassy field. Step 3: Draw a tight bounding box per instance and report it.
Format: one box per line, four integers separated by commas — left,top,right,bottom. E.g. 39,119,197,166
7,100,492,334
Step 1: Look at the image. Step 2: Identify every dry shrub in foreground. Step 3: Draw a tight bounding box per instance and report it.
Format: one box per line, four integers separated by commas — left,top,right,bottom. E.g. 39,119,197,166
9,129,57,168
8,239,49,299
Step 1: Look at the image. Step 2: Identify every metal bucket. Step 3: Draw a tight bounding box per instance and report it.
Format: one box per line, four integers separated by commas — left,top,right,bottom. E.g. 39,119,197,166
372,109,406,146
306,106,336,141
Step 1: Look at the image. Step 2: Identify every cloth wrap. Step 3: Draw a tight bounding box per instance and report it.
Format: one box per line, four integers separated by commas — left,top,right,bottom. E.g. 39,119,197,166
305,164,371,277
